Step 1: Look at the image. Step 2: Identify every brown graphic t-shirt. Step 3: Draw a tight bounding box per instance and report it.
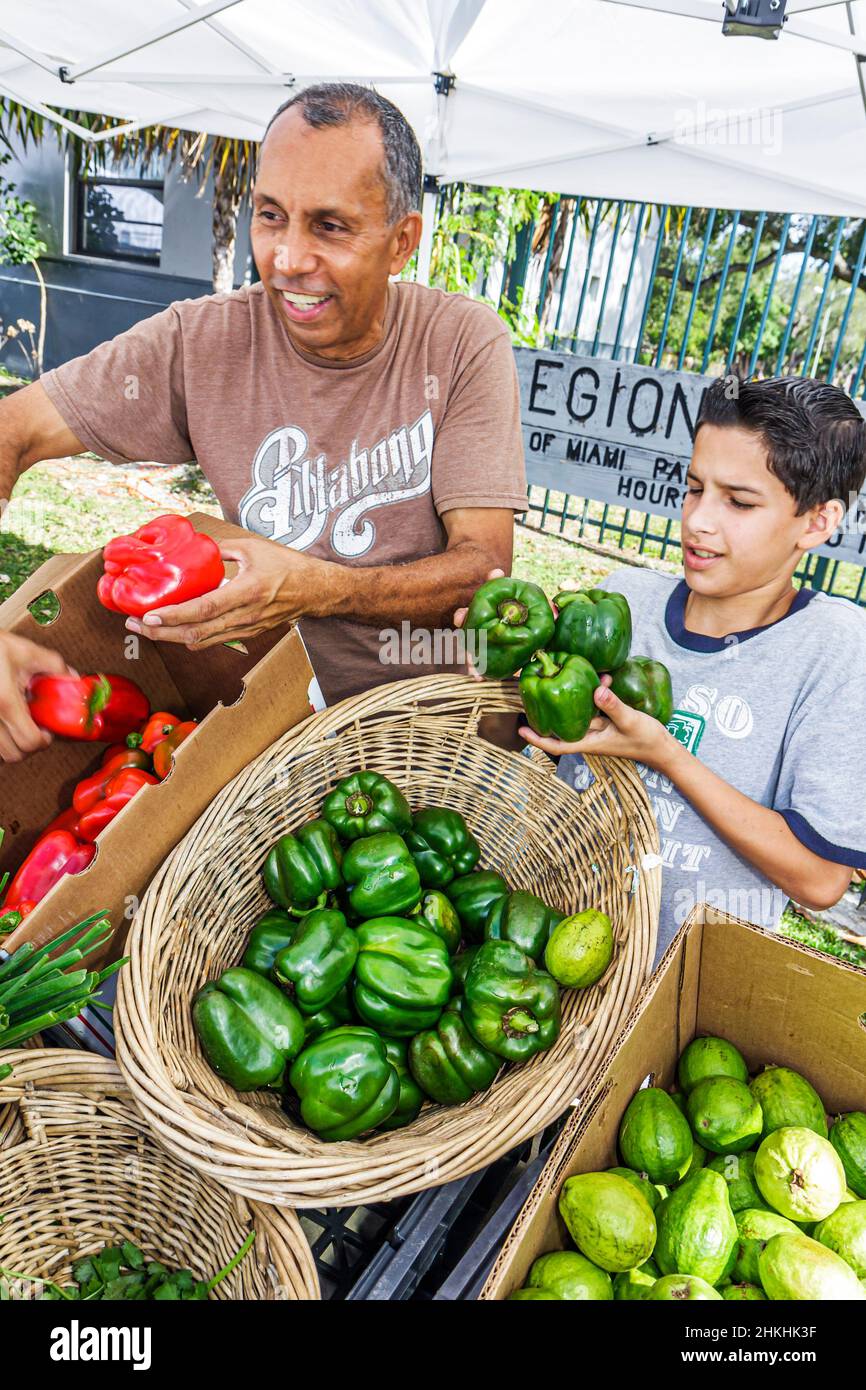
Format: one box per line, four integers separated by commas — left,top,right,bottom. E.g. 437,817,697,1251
41,279,528,704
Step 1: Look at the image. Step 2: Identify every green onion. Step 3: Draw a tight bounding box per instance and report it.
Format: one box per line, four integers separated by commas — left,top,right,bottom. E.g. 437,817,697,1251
0,913,119,1068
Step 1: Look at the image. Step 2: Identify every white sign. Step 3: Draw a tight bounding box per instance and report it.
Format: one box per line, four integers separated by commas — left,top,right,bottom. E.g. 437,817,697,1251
516,350,866,567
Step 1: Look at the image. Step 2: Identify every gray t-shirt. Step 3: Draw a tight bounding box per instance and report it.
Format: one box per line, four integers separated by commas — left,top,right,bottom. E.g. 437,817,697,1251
556,568,866,965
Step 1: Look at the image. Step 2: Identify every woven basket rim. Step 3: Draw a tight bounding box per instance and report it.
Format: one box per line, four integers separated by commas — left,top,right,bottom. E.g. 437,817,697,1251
0,1048,319,1299
115,674,660,1207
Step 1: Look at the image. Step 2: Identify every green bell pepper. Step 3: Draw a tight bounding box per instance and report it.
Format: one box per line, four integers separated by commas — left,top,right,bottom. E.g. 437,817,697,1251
463,576,555,679
289,1025,400,1140
463,940,561,1062
553,588,632,672
296,817,344,886
241,909,298,976
446,869,510,943
609,656,674,725
353,917,453,1037
404,807,481,888
262,817,343,915
378,1038,425,1130
485,890,564,961
193,967,305,1092
341,832,421,918
272,908,358,1013
409,997,500,1105
301,985,354,1040
519,650,600,742
450,946,481,996
321,771,412,841
411,889,462,955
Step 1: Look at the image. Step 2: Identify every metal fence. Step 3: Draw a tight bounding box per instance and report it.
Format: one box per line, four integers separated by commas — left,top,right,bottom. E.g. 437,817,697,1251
428,189,866,604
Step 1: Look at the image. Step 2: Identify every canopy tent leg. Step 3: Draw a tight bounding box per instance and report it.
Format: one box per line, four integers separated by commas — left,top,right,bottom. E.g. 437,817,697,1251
415,187,438,286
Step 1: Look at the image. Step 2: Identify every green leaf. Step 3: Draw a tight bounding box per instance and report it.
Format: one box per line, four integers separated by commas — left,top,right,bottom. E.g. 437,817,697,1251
71,1257,96,1285
93,1247,123,1283
121,1241,145,1270
151,1280,182,1300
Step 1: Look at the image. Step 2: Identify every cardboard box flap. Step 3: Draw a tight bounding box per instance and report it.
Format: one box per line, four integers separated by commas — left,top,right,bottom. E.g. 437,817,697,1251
0,552,90,629
152,624,296,722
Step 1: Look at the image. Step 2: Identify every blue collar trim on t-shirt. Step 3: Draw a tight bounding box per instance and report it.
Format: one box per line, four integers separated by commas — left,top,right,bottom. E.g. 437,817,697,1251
664,579,819,652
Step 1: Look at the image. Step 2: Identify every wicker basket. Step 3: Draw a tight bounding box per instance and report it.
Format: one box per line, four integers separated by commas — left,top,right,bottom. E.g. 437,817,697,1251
116,675,660,1208
0,1050,319,1299
0,1036,42,1151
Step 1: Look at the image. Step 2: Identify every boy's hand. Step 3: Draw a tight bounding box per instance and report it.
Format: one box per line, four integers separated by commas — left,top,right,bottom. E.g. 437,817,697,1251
519,676,676,770
453,567,505,681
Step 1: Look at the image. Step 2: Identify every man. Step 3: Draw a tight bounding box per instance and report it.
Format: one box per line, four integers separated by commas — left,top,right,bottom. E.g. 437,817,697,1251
0,83,526,762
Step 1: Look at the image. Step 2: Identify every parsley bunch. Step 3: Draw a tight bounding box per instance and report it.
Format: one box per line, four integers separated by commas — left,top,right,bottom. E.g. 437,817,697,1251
1,1233,255,1301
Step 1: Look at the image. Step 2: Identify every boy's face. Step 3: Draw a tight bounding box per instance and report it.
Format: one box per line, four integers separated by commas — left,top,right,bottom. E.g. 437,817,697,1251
682,423,823,595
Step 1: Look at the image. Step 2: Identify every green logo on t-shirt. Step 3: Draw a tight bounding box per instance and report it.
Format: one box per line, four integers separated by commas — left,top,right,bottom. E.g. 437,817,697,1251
667,710,705,754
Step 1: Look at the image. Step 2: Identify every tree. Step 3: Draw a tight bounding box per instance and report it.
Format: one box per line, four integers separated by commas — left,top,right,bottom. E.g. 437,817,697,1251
0,101,255,294
0,150,47,373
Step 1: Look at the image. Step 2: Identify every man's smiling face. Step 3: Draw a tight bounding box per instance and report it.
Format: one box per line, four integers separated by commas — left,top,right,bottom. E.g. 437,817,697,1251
251,106,421,361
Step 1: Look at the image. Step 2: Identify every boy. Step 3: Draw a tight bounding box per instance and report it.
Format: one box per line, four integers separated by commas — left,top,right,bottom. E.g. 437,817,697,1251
520,376,866,965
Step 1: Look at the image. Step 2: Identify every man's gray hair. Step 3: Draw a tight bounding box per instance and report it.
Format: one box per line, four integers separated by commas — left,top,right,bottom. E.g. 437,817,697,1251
263,83,423,223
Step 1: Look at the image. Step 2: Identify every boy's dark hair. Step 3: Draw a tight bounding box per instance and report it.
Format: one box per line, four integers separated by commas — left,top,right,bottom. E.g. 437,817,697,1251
696,376,866,514
262,83,422,223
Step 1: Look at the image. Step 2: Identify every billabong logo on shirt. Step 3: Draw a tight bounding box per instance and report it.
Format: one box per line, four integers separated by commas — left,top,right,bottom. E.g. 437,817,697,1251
239,409,434,558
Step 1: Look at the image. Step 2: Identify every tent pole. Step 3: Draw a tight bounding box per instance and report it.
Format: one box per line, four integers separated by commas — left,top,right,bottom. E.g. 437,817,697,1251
845,0,866,124
416,187,439,286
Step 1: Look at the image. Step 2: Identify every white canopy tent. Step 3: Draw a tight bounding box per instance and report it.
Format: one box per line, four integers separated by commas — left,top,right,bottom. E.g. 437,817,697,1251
0,0,864,284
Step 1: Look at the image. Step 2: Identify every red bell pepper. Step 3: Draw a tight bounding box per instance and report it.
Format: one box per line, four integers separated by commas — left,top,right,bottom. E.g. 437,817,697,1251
140,711,181,754
97,513,225,619
27,673,149,742
100,743,152,775
76,766,159,842
2,830,96,911
103,731,144,760
152,719,197,779
42,806,82,837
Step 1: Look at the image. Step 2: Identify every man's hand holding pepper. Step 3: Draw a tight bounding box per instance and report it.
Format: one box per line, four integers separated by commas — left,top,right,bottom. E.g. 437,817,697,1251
123,509,516,651
123,535,329,648
0,633,76,763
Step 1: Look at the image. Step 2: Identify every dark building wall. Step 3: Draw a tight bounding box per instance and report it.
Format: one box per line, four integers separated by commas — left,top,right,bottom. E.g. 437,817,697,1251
0,257,212,374
0,130,253,375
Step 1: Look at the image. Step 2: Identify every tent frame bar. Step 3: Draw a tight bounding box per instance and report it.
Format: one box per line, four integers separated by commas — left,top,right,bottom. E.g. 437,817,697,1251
0,25,61,76
602,0,866,55
59,0,244,82
456,81,865,210
69,72,435,86
173,0,279,76
0,76,196,142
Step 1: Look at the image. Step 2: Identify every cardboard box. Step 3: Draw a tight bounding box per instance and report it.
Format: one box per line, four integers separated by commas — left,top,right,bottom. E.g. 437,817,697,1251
480,905,866,1299
0,512,319,961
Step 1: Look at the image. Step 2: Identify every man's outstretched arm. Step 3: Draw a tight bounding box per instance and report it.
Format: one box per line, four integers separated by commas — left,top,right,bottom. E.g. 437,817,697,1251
0,382,87,503
123,507,516,646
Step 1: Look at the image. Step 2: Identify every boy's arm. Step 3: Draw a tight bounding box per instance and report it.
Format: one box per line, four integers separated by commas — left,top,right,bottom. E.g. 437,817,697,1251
522,684,854,911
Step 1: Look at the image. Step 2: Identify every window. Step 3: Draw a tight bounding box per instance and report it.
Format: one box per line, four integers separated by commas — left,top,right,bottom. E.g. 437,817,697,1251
589,274,600,300
73,153,165,264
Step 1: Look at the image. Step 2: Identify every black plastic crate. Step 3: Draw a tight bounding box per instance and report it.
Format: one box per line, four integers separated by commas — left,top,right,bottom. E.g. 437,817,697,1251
299,1116,567,1300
